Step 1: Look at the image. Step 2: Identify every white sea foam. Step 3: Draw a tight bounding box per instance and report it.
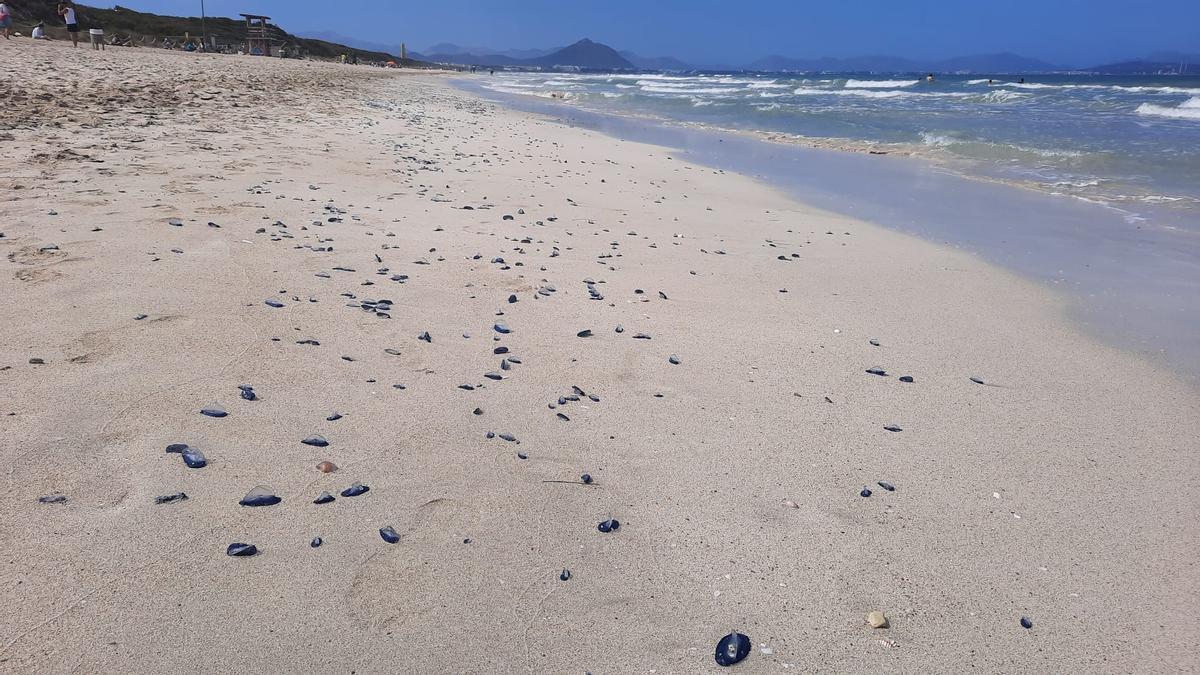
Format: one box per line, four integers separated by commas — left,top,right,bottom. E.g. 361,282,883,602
747,81,789,89
844,79,919,88
919,132,1084,158
973,90,1028,104
966,78,1003,85
640,84,742,94
794,87,910,98
1136,97,1200,121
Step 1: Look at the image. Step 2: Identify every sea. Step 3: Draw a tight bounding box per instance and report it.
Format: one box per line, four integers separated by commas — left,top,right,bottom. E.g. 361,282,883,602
480,71,1200,226
460,70,1200,380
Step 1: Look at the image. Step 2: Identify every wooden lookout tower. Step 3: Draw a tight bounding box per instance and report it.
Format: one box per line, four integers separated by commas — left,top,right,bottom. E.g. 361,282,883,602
240,13,275,56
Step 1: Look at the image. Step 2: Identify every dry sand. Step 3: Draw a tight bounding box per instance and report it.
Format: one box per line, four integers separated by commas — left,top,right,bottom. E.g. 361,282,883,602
1,40,1198,673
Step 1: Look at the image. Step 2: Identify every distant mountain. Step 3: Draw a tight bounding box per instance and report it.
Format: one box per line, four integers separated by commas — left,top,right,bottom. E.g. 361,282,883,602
298,30,397,56
1144,51,1200,65
934,52,1059,73
417,51,522,66
619,50,693,71
744,52,1058,73
421,38,634,70
1082,59,1197,75
524,39,634,69
423,43,557,60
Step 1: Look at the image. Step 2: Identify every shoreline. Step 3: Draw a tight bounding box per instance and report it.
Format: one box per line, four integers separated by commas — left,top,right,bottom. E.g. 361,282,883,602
460,78,1200,384
2,42,1198,672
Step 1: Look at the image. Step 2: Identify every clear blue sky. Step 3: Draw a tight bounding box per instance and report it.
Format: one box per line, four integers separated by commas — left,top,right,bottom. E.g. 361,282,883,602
106,1,1198,66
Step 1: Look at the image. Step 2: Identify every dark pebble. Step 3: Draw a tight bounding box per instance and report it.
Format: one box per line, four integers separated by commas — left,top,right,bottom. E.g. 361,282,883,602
226,543,258,557
507,294,518,303
155,492,188,504
165,443,189,454
715,632,751,667
970,377,986,385
498,433,517,442
899,376,914,383
200,407,228,418
311,537,323,548
182,449,207,468
340,483,370,497
313,492,335,504
866,368,887,376
597,518,620,533
264,299,284,308
581,473,593,484
418,331,431,343
494,346,509,354
379,526,400,544
240,388,257,401
473,407,483,415
557,412,570,421
327,413,343,421
669,354,681,365
1021,616,1033,629
878,481,896,491
302,435,329,447
884,425,903,432
38,494,68,504
559,569,571,581
577,329,593,338
860,487,873,497
239,487,282,507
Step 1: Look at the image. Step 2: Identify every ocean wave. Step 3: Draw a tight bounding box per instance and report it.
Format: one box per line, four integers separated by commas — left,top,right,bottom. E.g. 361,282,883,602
1002,82,1200,96
1004,82,1059,90
1117,85,1200,95
747,81,789,89
794,87,910,98
971,90,1029,103
641,84,743,94
919,132,1084,158
844,79,919,88
1135,97,1200,121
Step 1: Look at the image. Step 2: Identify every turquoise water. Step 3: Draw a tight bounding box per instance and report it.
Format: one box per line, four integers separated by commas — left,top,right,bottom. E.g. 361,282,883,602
482,72,1200,228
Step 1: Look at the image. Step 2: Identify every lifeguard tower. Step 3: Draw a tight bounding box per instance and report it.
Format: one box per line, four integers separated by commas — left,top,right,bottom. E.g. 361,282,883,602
240,13,276,56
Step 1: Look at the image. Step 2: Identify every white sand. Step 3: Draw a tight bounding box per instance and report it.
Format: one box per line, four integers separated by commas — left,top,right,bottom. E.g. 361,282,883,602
1,40,1198,672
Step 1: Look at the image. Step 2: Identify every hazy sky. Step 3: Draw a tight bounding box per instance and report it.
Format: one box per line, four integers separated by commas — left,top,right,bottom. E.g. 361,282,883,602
109,1,1198,66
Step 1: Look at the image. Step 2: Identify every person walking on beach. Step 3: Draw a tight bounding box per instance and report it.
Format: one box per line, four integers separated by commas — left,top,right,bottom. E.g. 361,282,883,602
0,2,13,40
58,1,79,47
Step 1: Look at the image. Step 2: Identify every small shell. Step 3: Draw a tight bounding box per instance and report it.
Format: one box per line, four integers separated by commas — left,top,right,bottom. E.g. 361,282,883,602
316,461,338,473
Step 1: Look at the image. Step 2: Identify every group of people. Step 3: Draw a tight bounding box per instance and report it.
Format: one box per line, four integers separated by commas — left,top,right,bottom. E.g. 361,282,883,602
0,2,87,47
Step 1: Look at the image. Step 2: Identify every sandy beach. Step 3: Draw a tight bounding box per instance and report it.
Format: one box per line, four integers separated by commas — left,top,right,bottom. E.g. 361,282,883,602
1,40,1198,673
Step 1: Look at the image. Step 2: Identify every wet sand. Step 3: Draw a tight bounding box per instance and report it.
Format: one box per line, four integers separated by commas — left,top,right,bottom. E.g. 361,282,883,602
1,40,1198,672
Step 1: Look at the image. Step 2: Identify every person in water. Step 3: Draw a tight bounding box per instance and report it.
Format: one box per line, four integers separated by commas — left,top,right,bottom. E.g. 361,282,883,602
926,73,935,82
